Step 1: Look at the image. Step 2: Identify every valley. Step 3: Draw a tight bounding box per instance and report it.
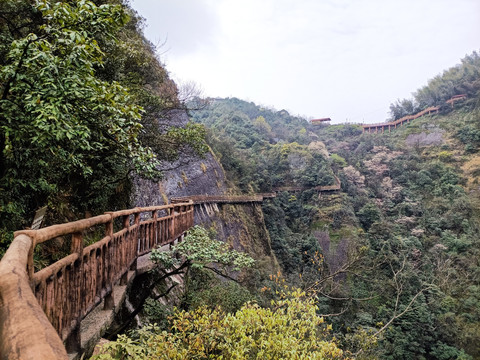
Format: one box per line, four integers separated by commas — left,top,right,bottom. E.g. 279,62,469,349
0,1,479,358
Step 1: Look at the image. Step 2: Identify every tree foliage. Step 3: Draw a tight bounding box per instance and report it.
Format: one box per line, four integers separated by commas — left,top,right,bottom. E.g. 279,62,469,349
0,0,207,240
94,289,345,360
190,66,480,357
389,50,480,119
191,98,334,192
150,225,254,272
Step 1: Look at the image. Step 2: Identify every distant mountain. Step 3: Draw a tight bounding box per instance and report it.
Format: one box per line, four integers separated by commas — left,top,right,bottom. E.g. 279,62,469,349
188,61,480,357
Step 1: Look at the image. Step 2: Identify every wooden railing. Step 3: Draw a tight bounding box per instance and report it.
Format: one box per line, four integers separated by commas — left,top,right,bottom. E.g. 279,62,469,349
171,195,266,204
0,202,193,360
362,106,440,133
273,176,341,193
315,175,341,192
446,94,467,107
362,94,469,134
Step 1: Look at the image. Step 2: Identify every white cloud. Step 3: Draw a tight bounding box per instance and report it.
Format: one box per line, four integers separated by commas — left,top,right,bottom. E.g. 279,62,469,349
131,0,480,123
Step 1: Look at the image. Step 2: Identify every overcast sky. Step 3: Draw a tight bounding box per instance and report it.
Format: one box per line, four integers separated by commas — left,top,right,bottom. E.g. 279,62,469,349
130,0,479,124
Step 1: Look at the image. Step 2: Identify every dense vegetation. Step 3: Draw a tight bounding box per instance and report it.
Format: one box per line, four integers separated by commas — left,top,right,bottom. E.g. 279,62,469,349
0,0,206,254
190,98,336,192
96,52,480,359
2,1,480,358
96,290,345,360
389,51,480,120
183,53,480,359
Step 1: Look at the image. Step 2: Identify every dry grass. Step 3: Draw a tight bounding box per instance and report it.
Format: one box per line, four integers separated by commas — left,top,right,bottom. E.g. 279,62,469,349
462,154,480,189
181,171,189,185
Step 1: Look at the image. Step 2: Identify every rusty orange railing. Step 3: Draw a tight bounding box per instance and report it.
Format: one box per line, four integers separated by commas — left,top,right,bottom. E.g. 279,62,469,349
362,106,440,133
0,202,193,359
446,94,467,107
362,94,469,134
273,176,341,193
171,195,266,204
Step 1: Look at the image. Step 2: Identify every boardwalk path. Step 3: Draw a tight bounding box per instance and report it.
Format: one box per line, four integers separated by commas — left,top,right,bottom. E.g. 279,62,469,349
0,182,342,359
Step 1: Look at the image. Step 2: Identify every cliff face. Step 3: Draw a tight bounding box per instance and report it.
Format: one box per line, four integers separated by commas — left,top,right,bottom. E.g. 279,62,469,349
133,108,228,207
195,202,279,282
132,113,279,275
133,150,227,207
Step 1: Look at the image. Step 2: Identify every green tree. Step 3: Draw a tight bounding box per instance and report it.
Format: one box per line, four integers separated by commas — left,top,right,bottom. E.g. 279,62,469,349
94,289,345,360
150,225,254,272
358,203,381,230
253,115,272,136
106,225,255,335
0,0,208,243
0,0,160,232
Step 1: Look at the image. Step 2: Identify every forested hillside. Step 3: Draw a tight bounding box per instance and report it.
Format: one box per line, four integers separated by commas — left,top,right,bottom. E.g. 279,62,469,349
190,98,337,191
0,0,206,254
389,51,480,120
2,2,480,358
187,52,480,359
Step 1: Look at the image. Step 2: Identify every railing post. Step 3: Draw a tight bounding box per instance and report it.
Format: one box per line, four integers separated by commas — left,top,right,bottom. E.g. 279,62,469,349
105,217,113,238
104,216,114,311
65,231,83,354
169,205,175,242
175,205,180,239
122,214,129,228
130,212,140,271
151,210,158,248
120,215,130,286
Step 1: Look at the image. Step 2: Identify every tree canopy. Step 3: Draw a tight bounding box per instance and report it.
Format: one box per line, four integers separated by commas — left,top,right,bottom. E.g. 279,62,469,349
94,289,345,360
0,0,207,243
389,50,480,120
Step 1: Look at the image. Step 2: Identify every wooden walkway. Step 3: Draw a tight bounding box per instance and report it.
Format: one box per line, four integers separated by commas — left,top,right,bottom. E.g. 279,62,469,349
362,94,467,134
362,106,439,133
0,202,193,360
273,176,341,193
2,93,465,359
0,184,342,359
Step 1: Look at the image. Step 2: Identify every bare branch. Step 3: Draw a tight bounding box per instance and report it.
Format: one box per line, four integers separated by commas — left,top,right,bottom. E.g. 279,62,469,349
203,265,240,283
373,284,434,337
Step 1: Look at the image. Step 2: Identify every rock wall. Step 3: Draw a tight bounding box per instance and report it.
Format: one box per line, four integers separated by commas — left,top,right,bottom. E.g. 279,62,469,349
132,126,279,278
194,202,279,282
133,150,228,207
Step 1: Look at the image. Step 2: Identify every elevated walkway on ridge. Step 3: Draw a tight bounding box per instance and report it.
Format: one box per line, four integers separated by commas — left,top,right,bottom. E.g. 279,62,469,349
0,184,342,359
362,94,467,134
0,202,194,360
362,106,439,133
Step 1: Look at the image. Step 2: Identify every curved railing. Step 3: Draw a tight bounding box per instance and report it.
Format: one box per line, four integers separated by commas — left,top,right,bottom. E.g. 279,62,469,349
446,94,467,106
273,176,341,193
362,106,440,132
171,195,265,204
315,175,341,192
362,94,468,134
0,202,193,360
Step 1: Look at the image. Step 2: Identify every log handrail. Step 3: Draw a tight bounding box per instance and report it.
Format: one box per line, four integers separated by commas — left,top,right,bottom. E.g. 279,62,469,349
1,188,340,359
0,201,194,360
0,234,67,359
